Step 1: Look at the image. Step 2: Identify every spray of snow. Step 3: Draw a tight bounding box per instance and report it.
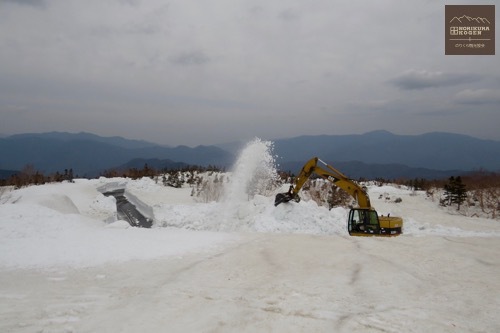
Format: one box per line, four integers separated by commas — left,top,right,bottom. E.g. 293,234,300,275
223,138,279,202
213,138,281,230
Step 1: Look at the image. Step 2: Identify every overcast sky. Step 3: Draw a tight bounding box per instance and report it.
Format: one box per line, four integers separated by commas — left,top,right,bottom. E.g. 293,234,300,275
0,0,499,146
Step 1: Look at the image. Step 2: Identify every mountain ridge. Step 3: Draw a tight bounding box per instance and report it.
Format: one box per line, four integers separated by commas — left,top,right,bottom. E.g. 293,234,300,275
0,133,233,177
1,131,499,179
270,131,500,172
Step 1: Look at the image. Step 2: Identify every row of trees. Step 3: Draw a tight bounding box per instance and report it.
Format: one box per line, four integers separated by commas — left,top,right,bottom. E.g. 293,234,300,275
0,163,223,189
101,164,224,181
0,164,75,188
396,171,499,218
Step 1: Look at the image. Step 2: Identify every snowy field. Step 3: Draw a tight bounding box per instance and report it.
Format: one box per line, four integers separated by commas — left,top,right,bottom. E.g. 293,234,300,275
1,140,500,332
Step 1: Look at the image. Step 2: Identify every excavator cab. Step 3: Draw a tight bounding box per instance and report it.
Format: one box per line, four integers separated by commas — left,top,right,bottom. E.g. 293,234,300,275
348,208,380,235
348,208,402,236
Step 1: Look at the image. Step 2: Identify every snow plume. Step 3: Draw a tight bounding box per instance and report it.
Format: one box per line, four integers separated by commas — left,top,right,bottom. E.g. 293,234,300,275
223,138,280,203
206,138,280,231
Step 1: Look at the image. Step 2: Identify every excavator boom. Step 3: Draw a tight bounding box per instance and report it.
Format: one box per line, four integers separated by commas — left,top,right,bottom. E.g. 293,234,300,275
274,157,403,236
275,157,371,208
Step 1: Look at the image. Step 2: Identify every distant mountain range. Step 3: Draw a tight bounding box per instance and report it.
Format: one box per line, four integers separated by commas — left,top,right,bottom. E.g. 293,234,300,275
0,132,233,177
1,130,499,180
270,130,500,172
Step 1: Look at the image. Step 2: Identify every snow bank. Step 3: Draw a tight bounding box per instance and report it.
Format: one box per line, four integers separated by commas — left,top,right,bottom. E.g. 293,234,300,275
0,178,235,270
153,194,349,235
0,202,234,269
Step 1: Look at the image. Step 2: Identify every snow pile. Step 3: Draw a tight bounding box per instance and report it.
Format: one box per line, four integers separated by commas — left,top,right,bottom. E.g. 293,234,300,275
0,179,234,270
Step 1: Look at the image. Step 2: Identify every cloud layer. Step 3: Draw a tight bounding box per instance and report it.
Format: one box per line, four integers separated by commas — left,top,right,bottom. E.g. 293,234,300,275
390,70,480,90
0,0,499,145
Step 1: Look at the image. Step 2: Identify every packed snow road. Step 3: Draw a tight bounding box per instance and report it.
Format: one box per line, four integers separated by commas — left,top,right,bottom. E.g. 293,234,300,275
1,233,499,333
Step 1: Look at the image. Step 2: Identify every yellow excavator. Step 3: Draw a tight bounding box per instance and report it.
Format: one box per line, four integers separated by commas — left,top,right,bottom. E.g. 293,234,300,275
274,157,403,236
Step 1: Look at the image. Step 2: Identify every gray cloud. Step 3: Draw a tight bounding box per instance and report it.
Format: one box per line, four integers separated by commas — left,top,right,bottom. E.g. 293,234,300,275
1,0,45,7
170,51,210,66
278,8,300,21
454,89,500,105
390,70,480,90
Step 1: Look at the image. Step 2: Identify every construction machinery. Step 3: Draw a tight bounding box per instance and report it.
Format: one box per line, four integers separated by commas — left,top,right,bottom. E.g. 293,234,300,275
274,157,403,236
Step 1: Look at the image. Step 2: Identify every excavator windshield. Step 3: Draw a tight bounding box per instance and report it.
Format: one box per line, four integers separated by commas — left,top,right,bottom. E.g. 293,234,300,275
348,208,380,234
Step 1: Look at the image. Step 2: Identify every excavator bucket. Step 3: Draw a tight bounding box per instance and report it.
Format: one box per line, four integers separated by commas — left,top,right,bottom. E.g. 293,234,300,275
274,193,292,206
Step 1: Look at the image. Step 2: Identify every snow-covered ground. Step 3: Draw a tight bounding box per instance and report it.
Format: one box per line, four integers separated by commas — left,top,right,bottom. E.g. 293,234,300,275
1,140,500,332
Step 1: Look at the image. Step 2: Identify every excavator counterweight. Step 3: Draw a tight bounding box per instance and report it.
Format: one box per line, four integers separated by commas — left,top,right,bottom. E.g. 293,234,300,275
274,157,403,236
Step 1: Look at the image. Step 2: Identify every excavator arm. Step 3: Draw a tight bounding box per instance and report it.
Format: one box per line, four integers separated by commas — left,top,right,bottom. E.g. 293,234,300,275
274,157,371,208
